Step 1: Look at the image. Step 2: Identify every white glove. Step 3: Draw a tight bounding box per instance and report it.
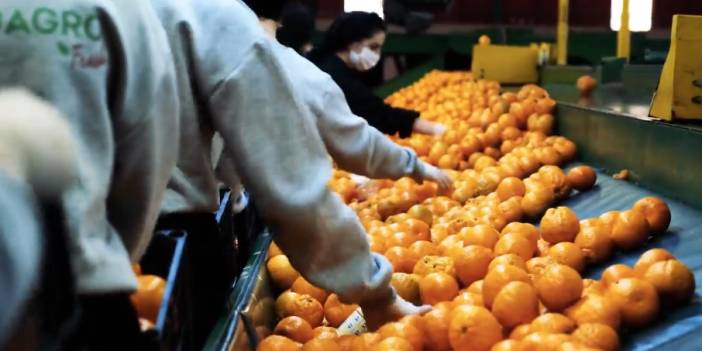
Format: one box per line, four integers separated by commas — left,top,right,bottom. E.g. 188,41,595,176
423,164,454,193
362,294,432,331
413,119,446,136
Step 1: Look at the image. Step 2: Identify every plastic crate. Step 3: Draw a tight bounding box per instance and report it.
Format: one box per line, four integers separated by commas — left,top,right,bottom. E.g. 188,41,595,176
139,230,191,351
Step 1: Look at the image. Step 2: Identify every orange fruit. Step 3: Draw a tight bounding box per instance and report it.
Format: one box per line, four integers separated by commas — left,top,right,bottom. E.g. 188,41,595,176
302,338,341,351
576,75,597,95
276,291,301,318
420,272,460,305
409,240,438,260
311,326,338,339
413,255,457,278
565,294,621,329
540,207,580,244
387,231,418,248
491,339,519,351
478,34,491,45
130,275,166,322
452,290,484,308
437,235,465,257
501,223,539,245
535,264,583,312
494,233,535,261
496,177,526,201
370,336,413,351
385,246,417,273
291,278,328,305
355,333,382,349
606,278,660,328
284,294,325,327
633,196,671,234
598,211,620,234
553,139,578,162
520,189,554,219
256,335,302,351
611,210,651,250
566,166,596,191
633,248,675,276
132,264,142,276
453,245,494,287
525,256,555,279
547,242,585,272
421,308,452,351
407,204,434,226
491,281,539,328
488,254,527,272
483,264,530,308
268,255,301,290
557,341,599,351
574,221,613,264
509,324,531,340
498,197,524,223
601,264,635,286
459,224,501,249
378,322,424,351
324,294,358,328
537,166,571,199
274,316,314,343
405,218,432,242
449,305,503,351
468,280,484,295
368,235,387,253
571,323,619,351
518,332,571,351
582,279,607,297
643,259,695,307
391,272,422,305
529,313,576,334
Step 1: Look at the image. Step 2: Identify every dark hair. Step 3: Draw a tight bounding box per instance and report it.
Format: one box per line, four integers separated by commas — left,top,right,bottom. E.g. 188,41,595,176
277,3,315,54
312,11,386,58
241,0,286,21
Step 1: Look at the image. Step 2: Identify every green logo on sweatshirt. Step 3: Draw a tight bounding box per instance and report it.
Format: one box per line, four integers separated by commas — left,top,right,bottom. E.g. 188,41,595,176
0,7,102,41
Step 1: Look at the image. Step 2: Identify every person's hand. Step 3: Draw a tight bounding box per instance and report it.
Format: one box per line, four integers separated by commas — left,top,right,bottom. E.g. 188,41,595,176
423,164,453,193
362,295,432,331
413,119,446,135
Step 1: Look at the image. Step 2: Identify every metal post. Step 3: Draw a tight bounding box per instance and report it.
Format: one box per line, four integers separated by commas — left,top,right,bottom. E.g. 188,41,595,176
617,0,631,62
557,0,569,65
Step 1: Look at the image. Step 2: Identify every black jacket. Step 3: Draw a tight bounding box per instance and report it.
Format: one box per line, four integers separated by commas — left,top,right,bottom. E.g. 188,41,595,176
312,54,419,138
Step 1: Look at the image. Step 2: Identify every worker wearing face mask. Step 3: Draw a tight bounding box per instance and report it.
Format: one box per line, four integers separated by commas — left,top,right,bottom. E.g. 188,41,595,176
310,11,446,138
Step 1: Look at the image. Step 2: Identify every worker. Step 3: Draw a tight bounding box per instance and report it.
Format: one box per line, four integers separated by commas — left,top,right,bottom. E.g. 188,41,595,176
0,89,78,349
0,1,179,349
310,11,445,138
277,2,316,55
152,0,430,337
238,0,452,190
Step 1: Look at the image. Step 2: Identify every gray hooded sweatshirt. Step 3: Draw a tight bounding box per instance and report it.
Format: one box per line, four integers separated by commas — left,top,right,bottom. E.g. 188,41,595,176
153,0,394,305
0,0,179,293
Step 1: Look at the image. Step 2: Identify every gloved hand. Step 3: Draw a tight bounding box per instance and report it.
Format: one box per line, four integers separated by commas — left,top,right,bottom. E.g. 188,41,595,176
362,294,432,331
412,119,446,135
423,163,454,193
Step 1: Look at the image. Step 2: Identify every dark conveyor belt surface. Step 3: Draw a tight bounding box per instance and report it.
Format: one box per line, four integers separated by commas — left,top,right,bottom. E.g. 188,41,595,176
560,166,702,351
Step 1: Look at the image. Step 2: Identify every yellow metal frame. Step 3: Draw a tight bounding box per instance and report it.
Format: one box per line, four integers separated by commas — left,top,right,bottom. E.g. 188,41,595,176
617,0,631,62
472,44,539,84
557,0,569,65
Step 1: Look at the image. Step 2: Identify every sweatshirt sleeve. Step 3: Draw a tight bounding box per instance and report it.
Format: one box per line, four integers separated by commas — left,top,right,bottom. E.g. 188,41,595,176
208,39,394,306
314,76,426,182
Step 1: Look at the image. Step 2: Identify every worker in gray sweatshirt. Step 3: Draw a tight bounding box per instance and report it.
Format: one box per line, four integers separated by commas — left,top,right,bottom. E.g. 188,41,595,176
0,1,179,348
152,0,431,338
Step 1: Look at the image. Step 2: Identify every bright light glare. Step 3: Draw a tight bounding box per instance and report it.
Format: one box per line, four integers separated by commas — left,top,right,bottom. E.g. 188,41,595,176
344,0,384,18
610,0,653,32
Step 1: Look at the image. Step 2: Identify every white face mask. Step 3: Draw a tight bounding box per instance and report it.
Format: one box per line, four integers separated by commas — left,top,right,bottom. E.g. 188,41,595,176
349,46,381,71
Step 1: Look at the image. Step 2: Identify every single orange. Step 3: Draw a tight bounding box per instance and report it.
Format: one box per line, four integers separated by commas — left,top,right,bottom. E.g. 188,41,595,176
311,326,338,339
601,264,635,286
413,255,457,277
468,280,484,295
611,210,651,250
547,242,586,272
606,278,660,328
407,204,434,226
448,305,503,351
291,278,328,305
385,246,417,273
269,241,284,259
459,224,501,249
483,264,531,308
301,338,341,351
574,221,613,264
268,255,301,290
378,322,424,351
525,256,555,279
498,197,524,223
598,211,620,235
370,336,413,351
516,332,571,351
274,316,314,344
633,197,671,234
453,245,494,287
567,166,597,191
324,294,358,328
535,264,583,312
494,233,535,261
509,324,531,340
571,323,620,351
452,290,484,308
391,272,422,305
565,294,621,330
521,188,554,219
501,223,539,245
643,259,695,307
540,207,580,244
553,139,578,162
256,335,301,351
409,240,438,260
404,218,432,242
421,307,452,351
529,313,576,334
633,248,675,276
491,281,539,328
488,254,528,272
496,177,526,201
285,294,325,327
420,272,460,305
576,75,597,95
130,274,166,322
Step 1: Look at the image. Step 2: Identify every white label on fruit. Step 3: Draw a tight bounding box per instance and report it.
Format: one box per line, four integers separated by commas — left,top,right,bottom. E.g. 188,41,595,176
337,308,367,336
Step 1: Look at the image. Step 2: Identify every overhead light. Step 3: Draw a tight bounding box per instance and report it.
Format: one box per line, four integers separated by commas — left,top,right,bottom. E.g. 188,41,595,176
345,0,384,18
610,0,653,32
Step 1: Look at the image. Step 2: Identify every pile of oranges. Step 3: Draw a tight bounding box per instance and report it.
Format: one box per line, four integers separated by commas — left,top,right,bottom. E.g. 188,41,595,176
260,72,695,351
